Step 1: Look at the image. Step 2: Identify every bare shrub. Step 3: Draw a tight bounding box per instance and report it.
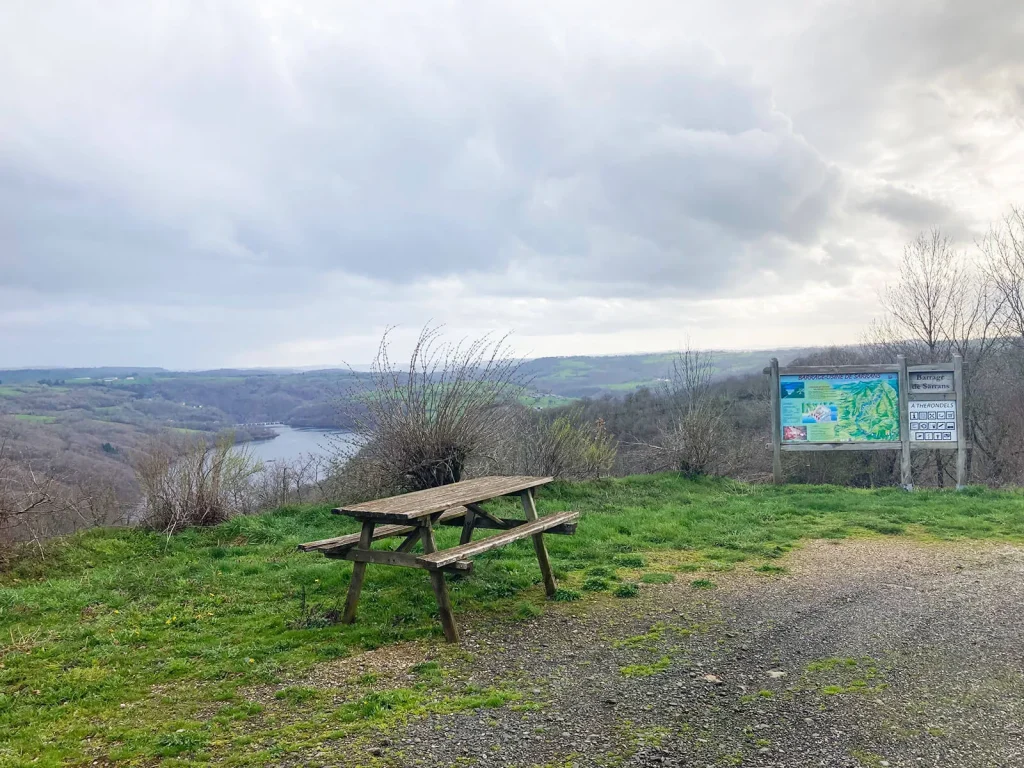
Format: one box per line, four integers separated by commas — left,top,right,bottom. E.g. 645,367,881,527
249,453,334,508
634,347,730,477
340,325,526,493
0,435,110,566
133,432,260,534
508,406,617,480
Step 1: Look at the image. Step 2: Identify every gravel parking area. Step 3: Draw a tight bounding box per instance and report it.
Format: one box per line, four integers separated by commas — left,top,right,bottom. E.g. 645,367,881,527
298,539,1024,767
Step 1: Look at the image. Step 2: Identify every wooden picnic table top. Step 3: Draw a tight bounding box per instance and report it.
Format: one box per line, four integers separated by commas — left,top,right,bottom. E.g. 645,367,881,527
333,475,554,523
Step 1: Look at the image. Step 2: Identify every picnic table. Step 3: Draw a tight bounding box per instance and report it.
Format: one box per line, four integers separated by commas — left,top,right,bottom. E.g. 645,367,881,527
298,476,578,642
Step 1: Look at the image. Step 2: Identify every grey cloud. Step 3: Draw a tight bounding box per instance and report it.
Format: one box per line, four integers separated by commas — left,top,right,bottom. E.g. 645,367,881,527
2,0,847,310
1,0,1020,367
856,183,973,240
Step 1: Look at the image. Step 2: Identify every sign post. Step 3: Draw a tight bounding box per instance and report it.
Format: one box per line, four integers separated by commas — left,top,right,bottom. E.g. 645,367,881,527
954,354,967,488
766,355,967,488
898,355,912,490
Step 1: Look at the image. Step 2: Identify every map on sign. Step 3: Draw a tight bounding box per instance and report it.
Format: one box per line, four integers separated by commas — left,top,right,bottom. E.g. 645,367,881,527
780,373,900,443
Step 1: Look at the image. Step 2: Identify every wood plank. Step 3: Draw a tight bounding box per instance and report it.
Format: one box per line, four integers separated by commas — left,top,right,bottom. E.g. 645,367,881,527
769,357,782,484
776,364,900,375
522,489,557,598
954,354,967,489
436,516,578,535
781,442,902,452
898,354,913,490
459,505,477,545
299,507,468,552
327,547,472,571
395,530,420,553
466,502,511,529
333,476,554,522
342,521,375,624
417,511,579,569
420,524,460,642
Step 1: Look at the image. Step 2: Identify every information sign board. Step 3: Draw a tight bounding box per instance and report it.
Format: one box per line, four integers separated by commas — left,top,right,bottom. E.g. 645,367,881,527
910,400,957,443
909,371,954,394
779,372,900,443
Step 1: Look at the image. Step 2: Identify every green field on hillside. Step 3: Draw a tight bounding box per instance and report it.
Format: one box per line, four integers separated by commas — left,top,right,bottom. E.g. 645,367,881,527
3,476,1023,766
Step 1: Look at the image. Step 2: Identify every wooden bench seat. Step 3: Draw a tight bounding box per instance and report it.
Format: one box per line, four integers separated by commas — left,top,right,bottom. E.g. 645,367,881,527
417,511,579,569
298,507,469,553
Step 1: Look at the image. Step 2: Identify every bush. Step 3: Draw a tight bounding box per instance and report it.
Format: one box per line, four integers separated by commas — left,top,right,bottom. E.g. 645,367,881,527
509,407,617,481
552,588,581,602
133,433,260,533
613,582,640,598
342,326,525,493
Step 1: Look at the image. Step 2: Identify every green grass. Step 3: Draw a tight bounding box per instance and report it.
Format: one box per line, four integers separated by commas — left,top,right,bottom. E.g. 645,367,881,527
3,474,1024,765
12,414,58,424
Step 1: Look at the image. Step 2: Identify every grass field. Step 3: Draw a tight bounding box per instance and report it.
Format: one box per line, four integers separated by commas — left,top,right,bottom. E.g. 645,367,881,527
11,414,58,424
3,475,1024,766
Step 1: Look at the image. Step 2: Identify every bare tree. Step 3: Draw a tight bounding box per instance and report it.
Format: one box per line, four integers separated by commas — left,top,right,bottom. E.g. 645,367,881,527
982,206,1024,347
628,346,729,477
339,325,526,492
870,230,1003,366
869,230,1004,486
0,435,109,565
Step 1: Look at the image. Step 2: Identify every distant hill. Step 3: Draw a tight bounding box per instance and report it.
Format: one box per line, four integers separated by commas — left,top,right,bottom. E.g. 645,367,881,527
520,347,818,398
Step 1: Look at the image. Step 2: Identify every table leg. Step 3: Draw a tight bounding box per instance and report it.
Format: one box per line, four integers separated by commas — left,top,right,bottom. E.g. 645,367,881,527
521,488,557,598
342,521,375,624
420,522,460,643
459,505,477,545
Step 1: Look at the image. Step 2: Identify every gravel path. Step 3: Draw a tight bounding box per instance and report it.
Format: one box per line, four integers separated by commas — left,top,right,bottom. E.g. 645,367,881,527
292,539,1024,767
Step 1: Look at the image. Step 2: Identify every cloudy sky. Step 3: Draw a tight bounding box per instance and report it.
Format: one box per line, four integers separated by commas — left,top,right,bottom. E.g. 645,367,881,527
2,0,1022,368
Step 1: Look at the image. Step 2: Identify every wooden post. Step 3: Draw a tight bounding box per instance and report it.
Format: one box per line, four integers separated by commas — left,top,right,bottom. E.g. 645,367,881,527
342,521,375,624
459,505,477,545
769,358,783,485
954,354,967,489
897,355,913,491
521,489,557,597
420,522,460,643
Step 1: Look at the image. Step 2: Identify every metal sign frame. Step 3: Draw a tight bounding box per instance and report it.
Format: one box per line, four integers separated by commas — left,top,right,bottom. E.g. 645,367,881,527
766,354,966,489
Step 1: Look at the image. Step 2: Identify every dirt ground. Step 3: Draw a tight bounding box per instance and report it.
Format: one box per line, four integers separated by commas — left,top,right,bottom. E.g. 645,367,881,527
290,539,1024,767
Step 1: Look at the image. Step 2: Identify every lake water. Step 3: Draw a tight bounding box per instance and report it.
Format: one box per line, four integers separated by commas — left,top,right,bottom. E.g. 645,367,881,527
245,425,358,465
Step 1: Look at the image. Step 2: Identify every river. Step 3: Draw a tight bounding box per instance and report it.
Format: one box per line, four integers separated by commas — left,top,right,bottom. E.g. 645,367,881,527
244,425,359,465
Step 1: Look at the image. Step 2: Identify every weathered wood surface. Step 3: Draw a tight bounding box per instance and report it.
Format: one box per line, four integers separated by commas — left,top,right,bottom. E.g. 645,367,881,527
327,547,473,571
521,489,557,597
417,511,579,569
420,524,460,642
954,353,967,489
333,476,553,522
782,442,902,452
769,364,901,375
898,355,913,490
769,357,783,484
465,502,511,530
438,515,577,535
298,507,468,552
342,521,375,624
